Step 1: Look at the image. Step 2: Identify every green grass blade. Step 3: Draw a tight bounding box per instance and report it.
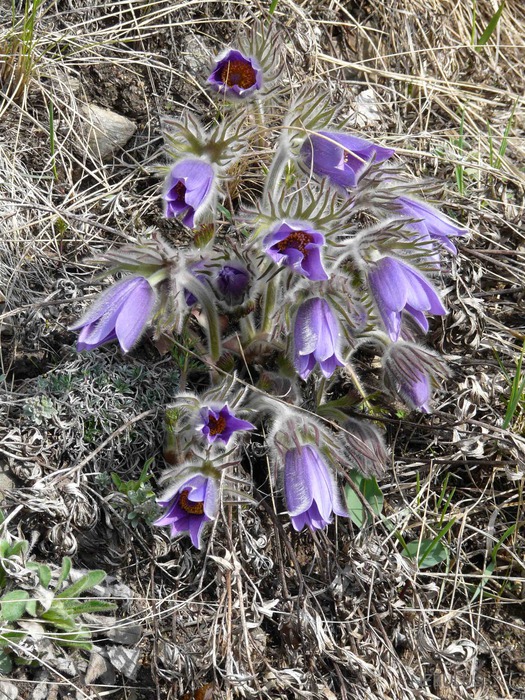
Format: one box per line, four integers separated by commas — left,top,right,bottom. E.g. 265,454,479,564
502,341,525,429
475,0,505,50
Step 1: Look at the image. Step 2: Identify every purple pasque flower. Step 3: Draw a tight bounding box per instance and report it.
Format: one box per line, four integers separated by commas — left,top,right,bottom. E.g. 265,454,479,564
184,259,210,306
294,297,344,380
163,159,214,228
208,48,263,99
398,196,467,254
70,276,156,353
284,444,347,532
263,221,328,281
199,404,255,446
154,473,219,549
382,342,433,412
216,262,250,304
368,256,447,341
301,131,394,188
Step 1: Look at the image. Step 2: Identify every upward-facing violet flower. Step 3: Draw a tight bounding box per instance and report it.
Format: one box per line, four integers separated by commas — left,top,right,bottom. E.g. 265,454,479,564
199,405,255,446
284,445,347,532
208,49,263,100
163,159,214,228
301,131,394,188
70,276,156,353
398,196,468,254
154,472,219,549
263,221,328,281
294,297,344,379
368,256,446,341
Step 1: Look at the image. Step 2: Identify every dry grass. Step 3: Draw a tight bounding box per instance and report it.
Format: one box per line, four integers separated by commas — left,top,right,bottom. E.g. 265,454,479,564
0,0,524,698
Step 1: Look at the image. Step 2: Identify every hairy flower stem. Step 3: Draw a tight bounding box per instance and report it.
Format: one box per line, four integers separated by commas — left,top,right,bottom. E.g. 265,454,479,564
262,140,289,207
260,276,277,334
316,377,327,407
240,314,256,343
346,365,376,414
252,98,266,151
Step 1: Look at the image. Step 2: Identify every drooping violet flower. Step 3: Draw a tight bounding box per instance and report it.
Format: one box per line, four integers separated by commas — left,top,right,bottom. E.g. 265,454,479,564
398,196,467,254
300,131,394,188
199,405,255,446
216,262,250,305
263,221,328,281
284,445,347,532
294,297,344,380
382,341,448,413
70,277,156,353
208,49,263,99
368,256,447,341
154,473,219,549
341,418,388,478
163,159,214,228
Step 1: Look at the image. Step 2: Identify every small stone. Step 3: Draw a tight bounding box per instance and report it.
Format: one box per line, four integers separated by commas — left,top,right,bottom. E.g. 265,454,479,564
81,104,136,160
0,681,18,700
85,651,109,685
106,624,142,646
107,646,141,680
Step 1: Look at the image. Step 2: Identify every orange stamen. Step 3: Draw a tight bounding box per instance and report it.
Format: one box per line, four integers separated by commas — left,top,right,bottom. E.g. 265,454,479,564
178,489,205,515
207,414,227,436
219,59,257,89
276,231,314,255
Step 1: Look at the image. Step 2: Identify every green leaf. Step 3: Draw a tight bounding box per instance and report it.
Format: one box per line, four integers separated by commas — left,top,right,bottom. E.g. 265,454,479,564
345,484,366,528
55,631,93,651
7,540,28,558
55,556,72,591
41,606,77,631
56,570,106,603
0,590,29,622
111,472,124,491
403,538,448,569
0,649,12,674
25,599,38,617
38,565,52,589
345,470,384,528
65,600,116,616
476,0,505,49
0,630,27,647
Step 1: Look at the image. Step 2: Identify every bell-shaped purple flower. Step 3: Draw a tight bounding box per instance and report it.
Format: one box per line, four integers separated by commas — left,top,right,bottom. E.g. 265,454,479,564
216,262,250,305
284,445,347,532
263,221,328,281
163,159,214,228
70,276,156,353
301,131,394,188
208,49,263,99
154,473,219,549
368,256,447,341
199,404,255,446
382,342,434,412
398,196,467,254
294,297,344,380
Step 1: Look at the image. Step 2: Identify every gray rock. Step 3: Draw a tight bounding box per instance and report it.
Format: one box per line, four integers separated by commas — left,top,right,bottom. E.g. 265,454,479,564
106,623,142,646
107,646,141,680
0,681,18,700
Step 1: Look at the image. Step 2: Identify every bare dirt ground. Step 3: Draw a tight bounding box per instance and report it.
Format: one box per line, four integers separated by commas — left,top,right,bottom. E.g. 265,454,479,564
1,1,524,699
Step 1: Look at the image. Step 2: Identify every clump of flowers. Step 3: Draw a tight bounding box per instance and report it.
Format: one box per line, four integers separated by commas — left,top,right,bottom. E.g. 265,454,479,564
69,20,468,549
